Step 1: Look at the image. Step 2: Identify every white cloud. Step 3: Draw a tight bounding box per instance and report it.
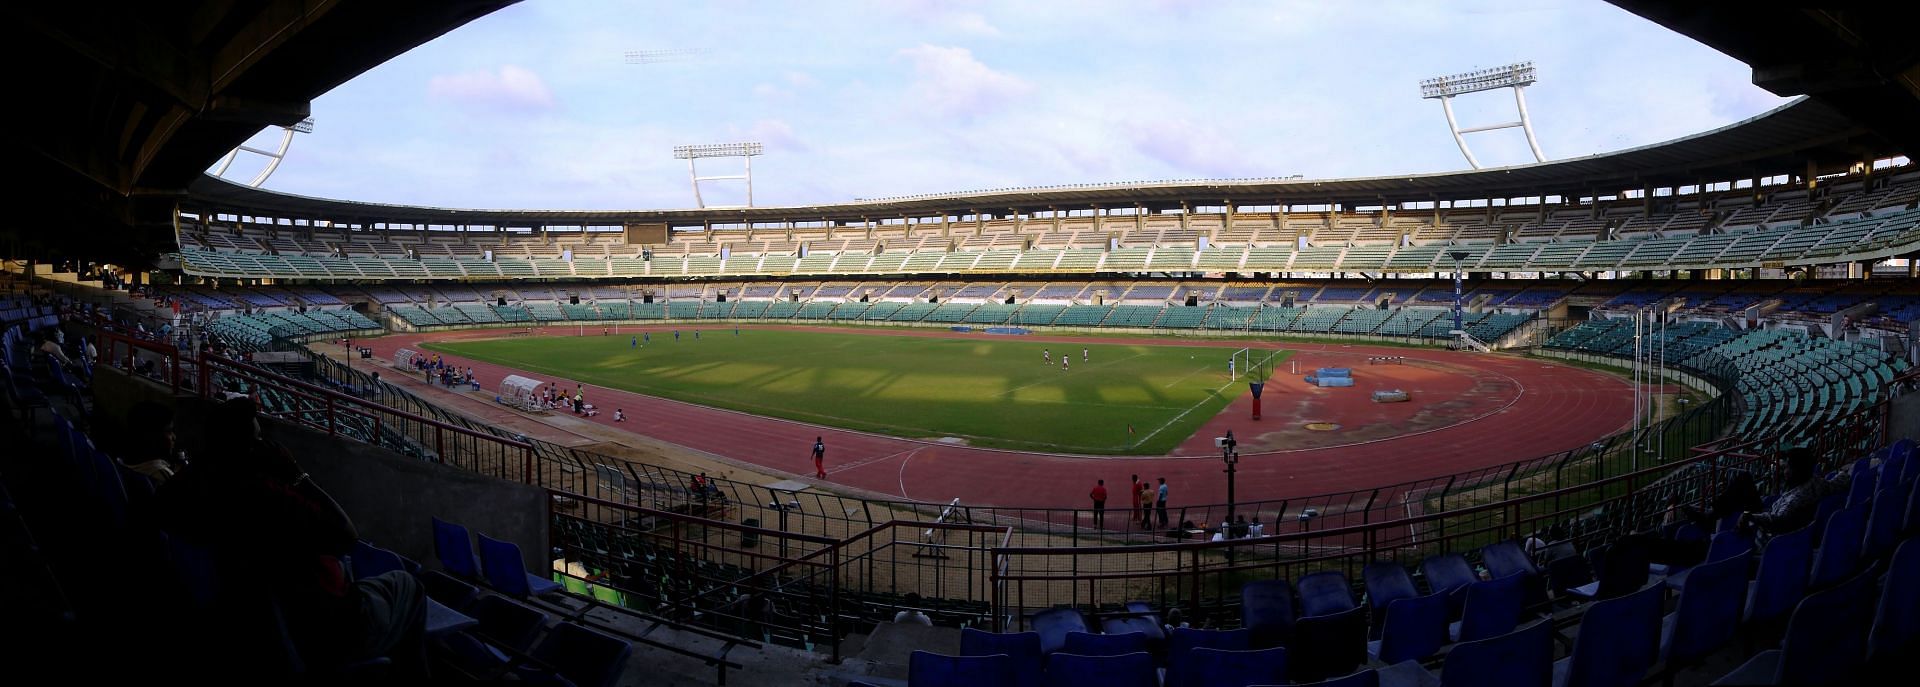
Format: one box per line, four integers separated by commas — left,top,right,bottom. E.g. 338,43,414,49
743,119,807,152
944,12,1002,37
896,44,1031,120
426,65,557,112
1126,117,1259,177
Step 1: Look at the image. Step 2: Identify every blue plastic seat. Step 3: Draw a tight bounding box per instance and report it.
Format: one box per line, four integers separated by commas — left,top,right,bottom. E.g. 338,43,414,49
1905,475,1920,537
1420,553,1478,617
470,595,548,652
1362,562,1419,612
1366,592,1447,664
912,651,1016,687
1660,552,1750,671
1167,627,1251,679
1043,651,1158,687
438,595,548,673
1744,525,1811,629
1032,608,1089,655
517,621,632,687
1711,566,1877,685
1099,601,1164,641
421,569,480,611
1481,540,1548,610
1451,573,1525,643
1846,465,1877,509
960,629,1043,687
1567,535,1649,600
1867,539,1920,666
1279,667,1381,687
1437,619,1553,687
1241,579,1296,648
432,517,481,580
1662,529,1753,591
1171,646,1287,687
351,540,408,580
476,533,564,598
1861,483,1908,563
1809,492,1845,547
1289,605,1367,683
1551,583,1663,687
1810,502,1867,589
1297,571,1357,617
1062,631,1149,657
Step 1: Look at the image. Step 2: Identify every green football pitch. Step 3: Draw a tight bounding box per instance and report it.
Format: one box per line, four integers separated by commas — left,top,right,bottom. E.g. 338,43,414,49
424,329,1289,454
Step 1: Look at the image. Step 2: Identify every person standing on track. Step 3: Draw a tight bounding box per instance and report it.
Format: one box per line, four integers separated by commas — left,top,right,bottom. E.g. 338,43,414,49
1156,477,1170,528
1139,481,1155,530
1089,479,1108,528
1129,475,1142,529
812,437,827,479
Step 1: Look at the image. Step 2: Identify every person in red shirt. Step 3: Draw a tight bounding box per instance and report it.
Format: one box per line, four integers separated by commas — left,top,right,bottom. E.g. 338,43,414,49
1089,479,1109,528
1129,474,1142,529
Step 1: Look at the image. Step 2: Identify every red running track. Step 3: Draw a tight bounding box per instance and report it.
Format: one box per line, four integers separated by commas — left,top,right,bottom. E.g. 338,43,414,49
361,325,1633,509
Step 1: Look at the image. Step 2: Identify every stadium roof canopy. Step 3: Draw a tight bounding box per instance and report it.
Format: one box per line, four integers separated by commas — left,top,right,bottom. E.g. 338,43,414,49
0,1,515,260
1608,3,1920,158
185,96,1898,226
4,1,1915,259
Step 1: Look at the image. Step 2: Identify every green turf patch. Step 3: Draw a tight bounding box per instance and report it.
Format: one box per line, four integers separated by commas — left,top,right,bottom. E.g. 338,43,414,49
424,329,1288,455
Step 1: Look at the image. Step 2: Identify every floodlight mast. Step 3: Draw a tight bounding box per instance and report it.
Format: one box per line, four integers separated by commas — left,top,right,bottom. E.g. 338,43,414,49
1419,62,1546,169
212,116,315,187
672,142,763,209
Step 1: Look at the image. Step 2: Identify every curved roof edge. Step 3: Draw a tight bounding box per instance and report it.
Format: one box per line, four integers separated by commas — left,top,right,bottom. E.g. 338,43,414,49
188,97,1899,225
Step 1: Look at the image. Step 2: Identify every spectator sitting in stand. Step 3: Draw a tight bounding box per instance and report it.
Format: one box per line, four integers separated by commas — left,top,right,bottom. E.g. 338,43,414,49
1744,446,1847,539
118,401,184,486
150,398,430,676
892,593,933,626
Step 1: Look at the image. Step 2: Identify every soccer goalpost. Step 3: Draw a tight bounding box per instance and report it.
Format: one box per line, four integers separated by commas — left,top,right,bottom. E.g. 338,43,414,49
1230,347,1283,382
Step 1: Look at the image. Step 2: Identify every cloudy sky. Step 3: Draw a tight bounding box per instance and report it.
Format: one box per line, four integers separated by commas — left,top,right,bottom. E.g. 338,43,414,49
236,0,1789,211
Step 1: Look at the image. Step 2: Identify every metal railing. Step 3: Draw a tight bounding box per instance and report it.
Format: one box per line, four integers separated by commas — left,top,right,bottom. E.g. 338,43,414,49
285,339,1740,554
104,322,1901,650
987,393,1890,627
199,353,536,481
95,328,195,394
546,489,1012,662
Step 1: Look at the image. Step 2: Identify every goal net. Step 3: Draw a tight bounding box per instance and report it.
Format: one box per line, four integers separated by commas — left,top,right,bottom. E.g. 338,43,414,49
1231,347,1284,382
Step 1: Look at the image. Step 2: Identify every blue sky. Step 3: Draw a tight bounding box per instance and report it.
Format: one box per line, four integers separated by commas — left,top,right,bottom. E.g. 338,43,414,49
233,0,1789,211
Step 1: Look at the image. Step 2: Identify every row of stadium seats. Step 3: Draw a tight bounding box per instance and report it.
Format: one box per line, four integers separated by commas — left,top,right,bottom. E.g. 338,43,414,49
170,205,1920,280
203,309,379,351
153,278,1920,330
180,173,1920,260
378,300,1538,341
1547,322,1908,442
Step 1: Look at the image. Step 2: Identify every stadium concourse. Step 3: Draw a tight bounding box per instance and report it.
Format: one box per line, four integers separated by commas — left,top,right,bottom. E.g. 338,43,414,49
356,326,1635,509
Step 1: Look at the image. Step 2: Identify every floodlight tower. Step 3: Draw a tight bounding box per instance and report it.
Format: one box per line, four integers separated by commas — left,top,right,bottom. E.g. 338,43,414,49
1419,62,1546,169
211,117,314,187
1448,250,1470,336
673,142,764,209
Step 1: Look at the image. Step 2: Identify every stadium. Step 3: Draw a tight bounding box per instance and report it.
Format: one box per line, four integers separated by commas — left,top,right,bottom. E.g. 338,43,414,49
2,2,1917,686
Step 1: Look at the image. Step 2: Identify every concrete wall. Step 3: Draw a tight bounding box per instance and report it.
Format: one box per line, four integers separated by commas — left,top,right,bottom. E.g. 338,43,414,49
267,418,550,575
93,367,551,574
1892,391,1920,444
